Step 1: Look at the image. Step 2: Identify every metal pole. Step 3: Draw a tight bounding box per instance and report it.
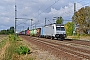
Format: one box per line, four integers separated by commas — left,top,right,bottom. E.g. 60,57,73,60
31,19,33,29
35,23,36,29
15,5,17,39
73,3,76,35
74,3,76,24
15,5,17,33
45,18,46,26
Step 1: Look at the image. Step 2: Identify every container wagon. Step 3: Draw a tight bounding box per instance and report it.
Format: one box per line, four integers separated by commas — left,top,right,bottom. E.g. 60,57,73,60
30,29,34,36
30,28,41,37
36,28,41,37
19,31,25,35
25,30,30,36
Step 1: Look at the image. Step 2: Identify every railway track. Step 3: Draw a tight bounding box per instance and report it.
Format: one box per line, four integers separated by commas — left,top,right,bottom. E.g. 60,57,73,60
65,40,90,46
20,35,90,60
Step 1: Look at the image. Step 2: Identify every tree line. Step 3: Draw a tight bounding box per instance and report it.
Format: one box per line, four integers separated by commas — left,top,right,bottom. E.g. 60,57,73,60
0,27,14,34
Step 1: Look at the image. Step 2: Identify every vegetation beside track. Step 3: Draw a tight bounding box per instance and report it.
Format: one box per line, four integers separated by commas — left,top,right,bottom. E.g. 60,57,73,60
0,34,34,60
0,38,7,49
67,35,90,41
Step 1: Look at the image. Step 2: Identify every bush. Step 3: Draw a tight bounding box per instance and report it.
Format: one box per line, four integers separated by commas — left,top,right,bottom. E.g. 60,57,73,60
15,46,30,55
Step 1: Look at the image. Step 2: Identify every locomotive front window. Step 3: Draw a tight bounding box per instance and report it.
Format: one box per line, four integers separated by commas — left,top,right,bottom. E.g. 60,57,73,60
56,27,65,31
56,27,60,31
61,27,65,31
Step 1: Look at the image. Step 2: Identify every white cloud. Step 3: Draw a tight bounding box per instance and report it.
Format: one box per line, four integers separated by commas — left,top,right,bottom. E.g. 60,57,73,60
76,2,83,11
4,0,15,2
0,0,86,30
38,2,83,20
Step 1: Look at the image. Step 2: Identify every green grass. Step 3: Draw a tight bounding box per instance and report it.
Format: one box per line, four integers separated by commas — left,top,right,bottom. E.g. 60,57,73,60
3,34,33,60
15,46,30,55
29,58,34,60
3,35,17,60
0,39,7,49
67,35,90,40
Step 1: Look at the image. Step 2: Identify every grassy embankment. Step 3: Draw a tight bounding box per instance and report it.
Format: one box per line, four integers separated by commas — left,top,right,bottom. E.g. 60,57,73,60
0,37,7,49
0,34,34,60
67,34,90,41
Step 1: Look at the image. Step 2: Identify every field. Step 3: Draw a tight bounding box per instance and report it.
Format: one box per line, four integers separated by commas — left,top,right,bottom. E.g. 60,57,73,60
0,35,59,60
0,35,90,60
0,35,34,60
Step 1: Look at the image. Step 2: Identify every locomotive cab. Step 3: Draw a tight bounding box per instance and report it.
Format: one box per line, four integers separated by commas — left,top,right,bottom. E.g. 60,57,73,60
55,24,66,39
41,23,66,40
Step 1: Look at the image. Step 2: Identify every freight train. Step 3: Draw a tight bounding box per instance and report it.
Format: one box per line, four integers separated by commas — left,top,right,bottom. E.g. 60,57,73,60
19,23,66,40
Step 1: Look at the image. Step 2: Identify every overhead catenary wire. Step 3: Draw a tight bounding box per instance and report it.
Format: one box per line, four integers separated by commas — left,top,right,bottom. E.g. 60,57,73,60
18,0,90,30
36,0,85,19
34,0,60,18
33,0,60,26
51,1,90,24
35,0,85,21
37,0,50,13
56,0,90,20
36,2,75,25
68,0,90,13
15,0,61,31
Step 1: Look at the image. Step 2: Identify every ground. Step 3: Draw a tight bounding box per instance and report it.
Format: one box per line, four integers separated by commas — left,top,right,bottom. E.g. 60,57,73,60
0,35,60,60
21,37,60,60
0,35,90,60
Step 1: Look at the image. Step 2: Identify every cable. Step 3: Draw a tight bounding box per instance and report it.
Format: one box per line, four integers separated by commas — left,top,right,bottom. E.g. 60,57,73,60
32,0,60,27
77,0,84,3
37,0,50,12
58,0,90,19
34,0,60,18
36,0,78,22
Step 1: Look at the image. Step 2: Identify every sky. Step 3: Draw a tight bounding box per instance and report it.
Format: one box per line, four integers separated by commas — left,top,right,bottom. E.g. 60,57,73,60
0,0,90,32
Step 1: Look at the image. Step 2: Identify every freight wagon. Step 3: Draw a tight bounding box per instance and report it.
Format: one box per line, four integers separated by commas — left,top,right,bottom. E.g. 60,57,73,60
40,24,66,39
30,29,37,36
19,31,25,35
25,30,30,36
30,28,41,37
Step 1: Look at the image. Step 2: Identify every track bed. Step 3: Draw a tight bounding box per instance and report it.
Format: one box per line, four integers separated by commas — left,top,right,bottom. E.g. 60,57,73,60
20,35,90,60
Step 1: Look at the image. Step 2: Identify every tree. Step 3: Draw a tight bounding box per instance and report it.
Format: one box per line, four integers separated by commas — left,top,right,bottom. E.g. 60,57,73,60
56,16,63,24
72,6,90,34
9,27,14,34
65,22,74,36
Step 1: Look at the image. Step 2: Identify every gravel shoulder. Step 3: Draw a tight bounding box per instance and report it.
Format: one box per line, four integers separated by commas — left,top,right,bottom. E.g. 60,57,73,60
21,37,60,60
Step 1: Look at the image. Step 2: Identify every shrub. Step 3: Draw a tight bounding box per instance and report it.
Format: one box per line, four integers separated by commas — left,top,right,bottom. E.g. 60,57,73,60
15,46,30,55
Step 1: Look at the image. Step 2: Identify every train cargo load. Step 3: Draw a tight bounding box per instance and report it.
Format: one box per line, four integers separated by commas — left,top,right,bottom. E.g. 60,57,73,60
25,30,30,36
30,30,34,36
36,28,41,37
19,31,25,35
40,23,66,39
33,29,37,36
